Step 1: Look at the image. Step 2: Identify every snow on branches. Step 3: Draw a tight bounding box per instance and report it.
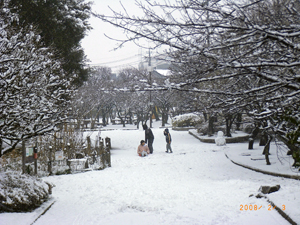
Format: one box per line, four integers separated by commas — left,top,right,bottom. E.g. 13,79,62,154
0,2,75,155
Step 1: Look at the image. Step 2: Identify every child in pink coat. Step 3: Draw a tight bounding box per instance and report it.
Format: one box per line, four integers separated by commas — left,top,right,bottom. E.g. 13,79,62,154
137,140,150,157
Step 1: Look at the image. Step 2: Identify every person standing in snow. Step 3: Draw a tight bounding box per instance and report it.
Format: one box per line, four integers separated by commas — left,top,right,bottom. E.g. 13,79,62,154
164,128,172,153
137,140,150,157
142,124,154,154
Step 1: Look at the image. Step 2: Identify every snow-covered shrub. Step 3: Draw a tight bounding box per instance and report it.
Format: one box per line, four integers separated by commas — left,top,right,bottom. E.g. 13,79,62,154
240,115,255,134
0,172,52,212
243,123,255,134
0,149,23,173
197,123,209,135
172,113,204,127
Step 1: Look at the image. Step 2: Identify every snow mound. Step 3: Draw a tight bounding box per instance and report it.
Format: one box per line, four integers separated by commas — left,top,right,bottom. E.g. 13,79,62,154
0,172,52,212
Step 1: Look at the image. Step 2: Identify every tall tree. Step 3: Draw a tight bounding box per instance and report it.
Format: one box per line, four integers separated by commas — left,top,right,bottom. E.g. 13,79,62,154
1,1,75,155
8,0,92,85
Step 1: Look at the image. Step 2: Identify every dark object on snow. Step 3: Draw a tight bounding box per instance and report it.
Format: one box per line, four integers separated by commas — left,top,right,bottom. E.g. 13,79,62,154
248,135,254,149
259,185,281,194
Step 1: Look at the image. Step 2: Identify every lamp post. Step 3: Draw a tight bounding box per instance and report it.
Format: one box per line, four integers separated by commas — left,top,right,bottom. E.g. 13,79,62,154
147,50,153,128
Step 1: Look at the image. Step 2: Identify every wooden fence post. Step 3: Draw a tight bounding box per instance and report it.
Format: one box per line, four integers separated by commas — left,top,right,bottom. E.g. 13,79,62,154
248,136,254,149
87,136,91,156
34,144,38,175
48,146,52,175
105,137,111,150
105,137,111,167
99,138,105,169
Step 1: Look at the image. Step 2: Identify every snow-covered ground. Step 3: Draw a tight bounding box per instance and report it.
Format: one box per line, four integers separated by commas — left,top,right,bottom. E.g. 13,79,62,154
1,121,299,225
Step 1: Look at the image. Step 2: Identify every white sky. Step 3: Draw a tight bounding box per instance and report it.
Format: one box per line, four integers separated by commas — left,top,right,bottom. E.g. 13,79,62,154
81,0,146,72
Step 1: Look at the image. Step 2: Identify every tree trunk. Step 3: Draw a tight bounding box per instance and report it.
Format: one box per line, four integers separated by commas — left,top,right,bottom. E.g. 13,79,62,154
0,139,2,157
276,133,298,167
236,113,242,131
208,116,215,137
259,131,268,146
153,106,160,121
225,114,232,137
129,111,133,124
203,112,208,122
262,136,272,165
91,119,96,129
162,113,166,127
248,127,260,150
22,141,26,174
102,110,106,126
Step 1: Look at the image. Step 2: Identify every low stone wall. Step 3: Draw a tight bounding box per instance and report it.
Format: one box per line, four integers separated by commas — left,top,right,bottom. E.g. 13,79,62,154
172,127,194,131
225,135,250,143
189,130,250,143
189,131,215,143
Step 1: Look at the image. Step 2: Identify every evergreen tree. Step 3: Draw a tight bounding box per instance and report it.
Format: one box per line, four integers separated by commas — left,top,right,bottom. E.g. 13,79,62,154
8,0,92,86
1,0,76,155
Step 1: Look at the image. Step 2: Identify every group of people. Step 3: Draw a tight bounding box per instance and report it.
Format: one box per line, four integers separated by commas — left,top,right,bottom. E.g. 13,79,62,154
137,124,172,157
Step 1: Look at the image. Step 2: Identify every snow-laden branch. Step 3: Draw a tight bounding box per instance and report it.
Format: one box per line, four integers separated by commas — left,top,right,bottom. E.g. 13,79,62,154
1,5,75,155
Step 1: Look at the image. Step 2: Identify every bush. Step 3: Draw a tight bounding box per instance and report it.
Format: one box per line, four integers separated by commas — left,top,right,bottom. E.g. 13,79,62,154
172,113,204,127
243,123,255,134
0,172,53,212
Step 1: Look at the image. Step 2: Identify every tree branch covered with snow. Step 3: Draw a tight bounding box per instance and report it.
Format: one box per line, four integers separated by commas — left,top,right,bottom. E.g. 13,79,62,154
96,0,300,164
0,1,76,155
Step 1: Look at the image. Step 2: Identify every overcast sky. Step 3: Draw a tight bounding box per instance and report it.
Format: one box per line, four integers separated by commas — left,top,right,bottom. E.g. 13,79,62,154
81,0,145,72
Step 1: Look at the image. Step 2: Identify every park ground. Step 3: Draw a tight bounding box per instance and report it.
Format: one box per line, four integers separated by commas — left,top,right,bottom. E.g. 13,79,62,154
0,121,299,225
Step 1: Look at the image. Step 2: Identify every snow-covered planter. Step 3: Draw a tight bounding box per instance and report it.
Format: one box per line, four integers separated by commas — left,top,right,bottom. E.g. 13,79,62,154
0,172,53,212
172,113,204,128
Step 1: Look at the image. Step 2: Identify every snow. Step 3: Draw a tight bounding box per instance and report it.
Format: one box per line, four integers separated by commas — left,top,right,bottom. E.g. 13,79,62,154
0,173,50,212
0,121,299,225
156,69,171,76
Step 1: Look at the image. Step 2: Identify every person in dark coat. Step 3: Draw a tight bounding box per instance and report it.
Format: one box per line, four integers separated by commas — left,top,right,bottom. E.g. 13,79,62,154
143,124,154,154
164,128,172,153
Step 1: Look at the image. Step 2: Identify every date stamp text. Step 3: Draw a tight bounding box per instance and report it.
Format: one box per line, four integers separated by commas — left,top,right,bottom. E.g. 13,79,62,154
240,204,286,211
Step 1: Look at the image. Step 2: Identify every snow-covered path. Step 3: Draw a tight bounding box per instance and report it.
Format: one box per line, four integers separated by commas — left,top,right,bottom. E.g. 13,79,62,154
4,125,296,225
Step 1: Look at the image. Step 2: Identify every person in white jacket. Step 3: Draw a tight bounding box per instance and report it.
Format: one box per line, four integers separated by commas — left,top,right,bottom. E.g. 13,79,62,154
137,140,150,157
